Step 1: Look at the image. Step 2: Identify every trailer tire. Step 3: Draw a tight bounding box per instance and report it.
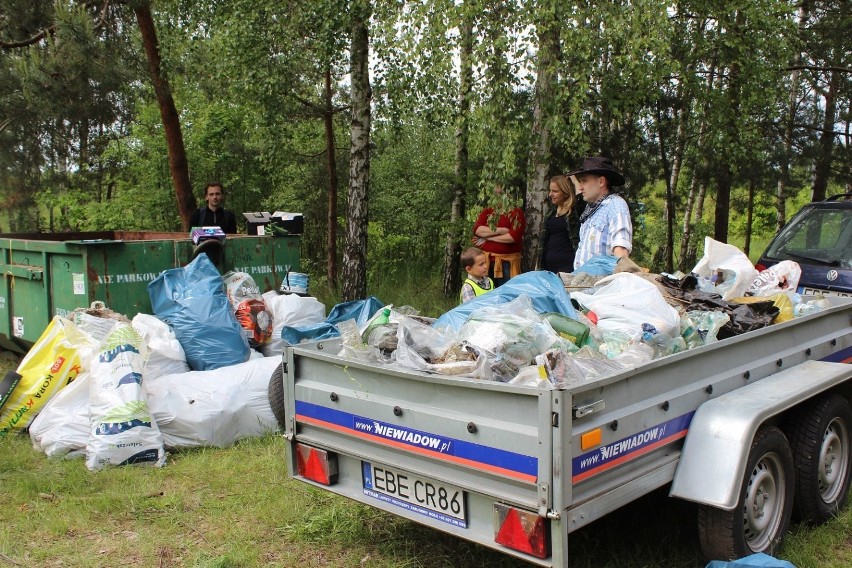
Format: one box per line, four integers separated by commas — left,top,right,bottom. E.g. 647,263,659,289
268,363,287,431
697,426,794,560
787,393,852,525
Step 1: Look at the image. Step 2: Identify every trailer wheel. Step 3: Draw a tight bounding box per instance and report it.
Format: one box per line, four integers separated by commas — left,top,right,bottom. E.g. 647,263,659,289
787,394,852,525
698,426,794,560
268,363,287,431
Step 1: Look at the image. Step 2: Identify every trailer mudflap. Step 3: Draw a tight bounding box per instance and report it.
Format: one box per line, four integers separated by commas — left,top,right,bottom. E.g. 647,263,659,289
670,360,852,509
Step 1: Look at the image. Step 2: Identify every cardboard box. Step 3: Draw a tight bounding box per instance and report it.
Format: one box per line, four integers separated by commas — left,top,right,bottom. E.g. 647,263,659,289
243,212,304,236
190,226,226,245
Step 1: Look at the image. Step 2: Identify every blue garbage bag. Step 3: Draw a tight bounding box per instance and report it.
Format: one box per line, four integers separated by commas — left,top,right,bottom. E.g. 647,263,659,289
705,553,796,568
434,271,577,332
148,254,250,371
573,254,618,276
281,323,341,346
325,296,385,326
280,296,385,345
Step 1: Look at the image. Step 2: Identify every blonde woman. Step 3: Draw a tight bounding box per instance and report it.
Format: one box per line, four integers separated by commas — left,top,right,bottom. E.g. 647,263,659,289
541,175,584,273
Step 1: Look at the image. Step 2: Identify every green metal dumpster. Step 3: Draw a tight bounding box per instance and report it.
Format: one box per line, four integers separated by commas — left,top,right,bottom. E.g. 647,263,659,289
0,231,300,352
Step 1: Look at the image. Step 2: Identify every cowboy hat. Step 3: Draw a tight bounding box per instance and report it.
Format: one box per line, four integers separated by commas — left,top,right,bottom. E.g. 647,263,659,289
569,156,625,186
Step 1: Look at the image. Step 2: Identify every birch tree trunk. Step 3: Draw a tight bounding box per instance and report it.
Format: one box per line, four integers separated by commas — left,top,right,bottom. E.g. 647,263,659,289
524,5,560,272
342,0,372,302
776,3,808,231
811,68,840,202
442,12,473,297
323,68,339,286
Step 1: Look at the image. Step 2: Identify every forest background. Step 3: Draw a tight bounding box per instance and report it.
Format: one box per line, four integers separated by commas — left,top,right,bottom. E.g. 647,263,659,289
1,0,850,309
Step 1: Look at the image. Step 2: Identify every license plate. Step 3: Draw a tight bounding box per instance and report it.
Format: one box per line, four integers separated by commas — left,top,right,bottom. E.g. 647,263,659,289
362,461,467,527
802,287,851,297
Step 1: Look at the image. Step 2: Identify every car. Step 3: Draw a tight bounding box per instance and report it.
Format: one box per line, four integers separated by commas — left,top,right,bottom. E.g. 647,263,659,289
755,193,852,297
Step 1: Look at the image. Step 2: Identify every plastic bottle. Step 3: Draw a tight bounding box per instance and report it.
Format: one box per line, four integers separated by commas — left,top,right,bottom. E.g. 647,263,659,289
640,323,684,359
375,308,391,325
362,308,392,345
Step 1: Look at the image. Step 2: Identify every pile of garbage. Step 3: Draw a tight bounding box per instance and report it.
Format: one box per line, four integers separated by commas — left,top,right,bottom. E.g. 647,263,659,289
0,254,328,469
0,238,838,469
327,237,836,389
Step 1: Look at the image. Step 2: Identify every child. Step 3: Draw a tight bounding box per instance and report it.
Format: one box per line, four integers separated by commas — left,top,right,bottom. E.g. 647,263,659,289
459,247,494,304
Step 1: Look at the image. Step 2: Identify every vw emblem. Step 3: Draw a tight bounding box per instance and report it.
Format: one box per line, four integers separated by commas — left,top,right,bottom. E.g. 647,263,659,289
827,269,839,282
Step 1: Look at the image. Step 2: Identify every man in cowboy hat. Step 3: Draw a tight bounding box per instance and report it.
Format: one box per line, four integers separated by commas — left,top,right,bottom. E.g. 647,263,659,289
569,156,633,270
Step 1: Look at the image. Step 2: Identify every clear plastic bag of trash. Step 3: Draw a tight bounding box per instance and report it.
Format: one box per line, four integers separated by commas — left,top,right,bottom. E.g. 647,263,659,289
337,318,386,363
686,310,730,344
536,346,626,389
394,316,479,376
455,295,578,381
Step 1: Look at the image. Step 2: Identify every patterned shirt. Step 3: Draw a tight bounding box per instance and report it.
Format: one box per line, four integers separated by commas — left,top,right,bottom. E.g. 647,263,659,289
573,194,633,270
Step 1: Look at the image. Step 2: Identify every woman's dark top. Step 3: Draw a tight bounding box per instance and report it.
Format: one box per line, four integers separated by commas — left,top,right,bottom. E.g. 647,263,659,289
542,208,582,273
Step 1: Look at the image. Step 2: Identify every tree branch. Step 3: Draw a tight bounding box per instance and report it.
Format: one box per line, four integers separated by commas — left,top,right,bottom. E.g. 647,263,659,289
0,0,110,49
786,64,852,74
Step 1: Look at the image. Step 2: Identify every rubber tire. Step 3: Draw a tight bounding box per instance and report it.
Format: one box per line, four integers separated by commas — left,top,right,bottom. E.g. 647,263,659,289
787,394,852,525
697,426,794,561
267,363,287,432
191,238,224,269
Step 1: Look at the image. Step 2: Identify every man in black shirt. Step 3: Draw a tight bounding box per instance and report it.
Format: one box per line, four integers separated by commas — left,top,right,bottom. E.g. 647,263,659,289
189,182,238,233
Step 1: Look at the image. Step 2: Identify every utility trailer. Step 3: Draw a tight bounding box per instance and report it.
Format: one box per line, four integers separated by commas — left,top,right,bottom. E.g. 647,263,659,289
273,298,852,565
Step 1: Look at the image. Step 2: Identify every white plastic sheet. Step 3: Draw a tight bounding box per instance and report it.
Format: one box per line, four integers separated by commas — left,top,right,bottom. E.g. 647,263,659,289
29,356,281,456
571,273,681,339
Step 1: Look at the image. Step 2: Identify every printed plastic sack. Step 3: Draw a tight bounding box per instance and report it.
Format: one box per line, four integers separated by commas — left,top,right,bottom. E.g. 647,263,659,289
435,271,577,332
692,237,759,300
746,260,802,297
146,357,280,449
571,273,680,339
86,323,165,470
260,291,326,356
147,254,250,371
131,314,190,379
223,271,274,348
29,371,91,458
0,317,82,437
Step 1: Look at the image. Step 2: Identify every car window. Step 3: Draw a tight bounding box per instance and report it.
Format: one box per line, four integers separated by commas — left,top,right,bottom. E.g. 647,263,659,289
766,208,852,267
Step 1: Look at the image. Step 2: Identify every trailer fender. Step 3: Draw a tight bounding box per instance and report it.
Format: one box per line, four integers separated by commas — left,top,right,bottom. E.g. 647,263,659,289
670,360,852,510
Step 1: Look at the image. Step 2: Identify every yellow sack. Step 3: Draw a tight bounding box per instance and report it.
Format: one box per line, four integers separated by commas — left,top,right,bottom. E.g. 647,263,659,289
0,317,82,437
730,293,795,324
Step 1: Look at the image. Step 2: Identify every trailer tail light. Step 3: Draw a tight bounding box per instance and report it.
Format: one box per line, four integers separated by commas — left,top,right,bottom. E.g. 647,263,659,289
493,503,550,559
295,443,338,485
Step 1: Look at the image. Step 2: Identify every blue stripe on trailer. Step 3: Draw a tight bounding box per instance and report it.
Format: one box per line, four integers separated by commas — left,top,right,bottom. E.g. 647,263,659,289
295,400,538,481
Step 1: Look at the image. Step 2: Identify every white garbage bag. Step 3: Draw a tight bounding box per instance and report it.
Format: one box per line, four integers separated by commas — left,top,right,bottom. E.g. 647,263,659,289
145,357,280,449
260,291,326,356
132,313,190,379
692,237,759,300
571,273,681,339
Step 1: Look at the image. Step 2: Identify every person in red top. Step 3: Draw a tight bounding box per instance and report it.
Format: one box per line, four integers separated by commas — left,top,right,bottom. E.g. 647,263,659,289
472,184,526,286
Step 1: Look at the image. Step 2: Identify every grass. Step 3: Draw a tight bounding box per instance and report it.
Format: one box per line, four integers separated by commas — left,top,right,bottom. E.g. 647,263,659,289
3,249,852,568
5,423,852,568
